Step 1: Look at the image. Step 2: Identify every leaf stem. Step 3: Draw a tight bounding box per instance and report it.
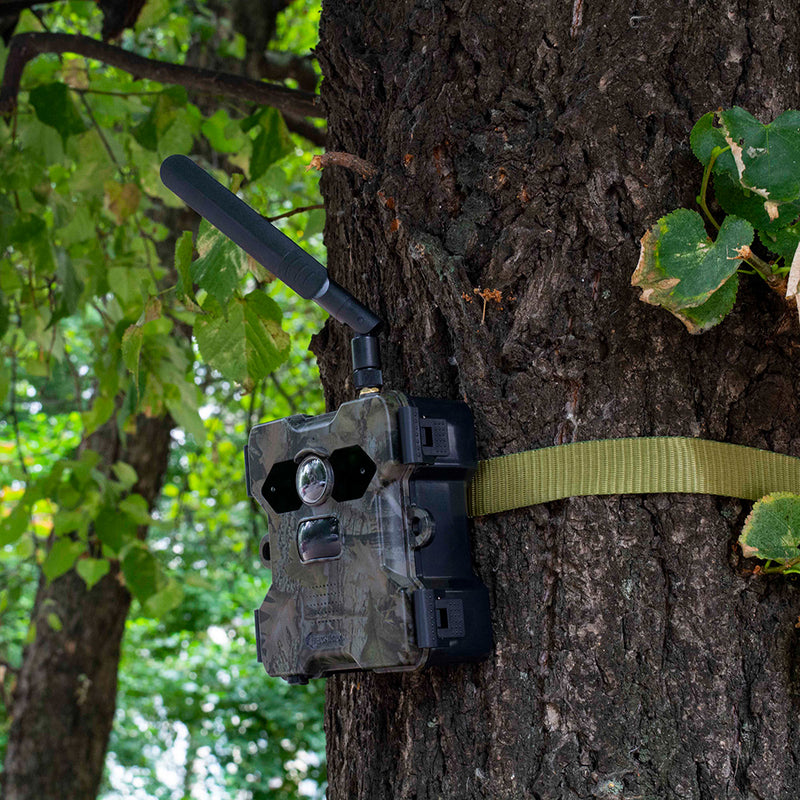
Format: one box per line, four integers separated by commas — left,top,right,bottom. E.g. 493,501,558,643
697,146,729,231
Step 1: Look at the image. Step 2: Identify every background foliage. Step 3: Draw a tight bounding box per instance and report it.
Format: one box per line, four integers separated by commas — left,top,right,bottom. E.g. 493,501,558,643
0,1,328,796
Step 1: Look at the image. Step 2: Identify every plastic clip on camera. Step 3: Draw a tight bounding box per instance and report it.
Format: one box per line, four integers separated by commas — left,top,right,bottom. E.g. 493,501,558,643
160,155,492,684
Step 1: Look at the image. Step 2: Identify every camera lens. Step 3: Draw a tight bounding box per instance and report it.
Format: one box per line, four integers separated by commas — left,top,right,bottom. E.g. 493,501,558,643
296,455,334,506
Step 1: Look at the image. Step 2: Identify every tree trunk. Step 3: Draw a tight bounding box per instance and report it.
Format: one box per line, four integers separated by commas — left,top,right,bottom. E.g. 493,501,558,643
316,1,800,798
2,414,173,800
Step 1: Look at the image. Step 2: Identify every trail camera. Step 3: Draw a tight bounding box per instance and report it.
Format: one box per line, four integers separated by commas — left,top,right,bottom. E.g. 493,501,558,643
161,155,492,683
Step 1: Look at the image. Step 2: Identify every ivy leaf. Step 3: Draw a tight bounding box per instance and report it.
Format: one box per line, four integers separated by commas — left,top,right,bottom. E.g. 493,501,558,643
758,221,800,262
29,82,87,143
718,107,800,203
632,209,753,331
739,492,800,564
76,557,111,590
672,274,739,335
714,172,800,234
690,111,737,176
194,291,289,390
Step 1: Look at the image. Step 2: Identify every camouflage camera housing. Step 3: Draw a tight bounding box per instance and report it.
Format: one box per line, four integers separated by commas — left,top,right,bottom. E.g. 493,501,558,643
159,155,492,684
246,389,492,683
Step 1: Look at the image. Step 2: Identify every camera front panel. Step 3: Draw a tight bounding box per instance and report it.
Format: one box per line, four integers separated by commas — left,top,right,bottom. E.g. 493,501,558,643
247,390,424,682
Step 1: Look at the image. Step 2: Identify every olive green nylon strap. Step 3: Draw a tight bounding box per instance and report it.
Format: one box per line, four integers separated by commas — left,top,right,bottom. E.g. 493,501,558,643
467,437,800,517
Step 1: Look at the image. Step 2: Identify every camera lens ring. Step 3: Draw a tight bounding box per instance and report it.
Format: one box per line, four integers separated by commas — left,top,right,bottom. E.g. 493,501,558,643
296,455,334,506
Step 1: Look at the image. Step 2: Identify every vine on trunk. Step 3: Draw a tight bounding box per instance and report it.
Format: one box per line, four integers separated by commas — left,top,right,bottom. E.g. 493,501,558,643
632,107,800,333
632,107,800,575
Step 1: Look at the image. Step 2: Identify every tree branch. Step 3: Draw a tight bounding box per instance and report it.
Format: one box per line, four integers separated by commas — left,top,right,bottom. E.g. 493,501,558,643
0,32,323,119
0,0,46,15
283,112,326,147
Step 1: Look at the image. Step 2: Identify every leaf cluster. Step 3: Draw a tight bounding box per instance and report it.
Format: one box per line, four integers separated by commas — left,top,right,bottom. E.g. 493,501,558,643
633,107,800,332
1,0,328,795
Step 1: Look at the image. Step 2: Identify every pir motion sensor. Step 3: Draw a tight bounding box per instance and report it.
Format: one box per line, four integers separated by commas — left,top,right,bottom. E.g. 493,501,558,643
160,154,493,684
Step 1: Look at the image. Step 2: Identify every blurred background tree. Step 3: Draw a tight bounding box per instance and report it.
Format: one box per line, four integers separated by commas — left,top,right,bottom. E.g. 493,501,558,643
0,2,328,798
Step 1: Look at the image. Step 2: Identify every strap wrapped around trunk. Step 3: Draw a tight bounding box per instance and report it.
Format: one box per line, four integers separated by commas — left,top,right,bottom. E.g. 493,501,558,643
468,437,800,517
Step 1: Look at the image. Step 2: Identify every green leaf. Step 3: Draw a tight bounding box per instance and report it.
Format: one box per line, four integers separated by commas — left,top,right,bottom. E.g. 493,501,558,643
632,209,753,331
42,538,85,582
690,112,735,173
739,492,800,563
121,542,159,602
142,578,183,617
718,107,800,203
250,108,294,181
758,221,800,262
174,229,194,297
132,86,188,151
50,255,85,324
81,393,115,436
0,500,32,546
201,109,247,154
191,226,247,306
121,323,145,386
164,377,206,444
119,493,151,525
95,507,138,554
135,0,171,31
194,291,290,390
10,215,55,275
57,205,96,246
46,612,63,631
112,461,139,489
28,83,87,143
53,509,86,536
76,557,111,590
715,172,800,234
0,193,17,250
671,274,739,334
0,287,9,338
104,180,141,223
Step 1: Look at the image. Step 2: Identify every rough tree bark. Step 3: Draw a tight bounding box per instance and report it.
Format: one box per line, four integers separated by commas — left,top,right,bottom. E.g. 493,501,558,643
2,414,173,800
316,1,800,798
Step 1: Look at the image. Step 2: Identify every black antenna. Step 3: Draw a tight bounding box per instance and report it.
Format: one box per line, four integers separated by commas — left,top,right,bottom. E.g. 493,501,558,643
160,155,382,391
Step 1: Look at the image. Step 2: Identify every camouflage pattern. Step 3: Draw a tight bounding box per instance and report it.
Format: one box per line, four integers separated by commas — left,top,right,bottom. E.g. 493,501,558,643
248,390,427,681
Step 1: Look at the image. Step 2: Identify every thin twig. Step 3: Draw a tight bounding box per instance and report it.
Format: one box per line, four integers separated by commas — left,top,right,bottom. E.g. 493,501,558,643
8,333,29,479
269,371,297,414
264,203,323,223
78,92,122,169
0,32,322,120
63,345,85,411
